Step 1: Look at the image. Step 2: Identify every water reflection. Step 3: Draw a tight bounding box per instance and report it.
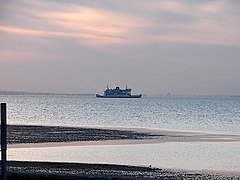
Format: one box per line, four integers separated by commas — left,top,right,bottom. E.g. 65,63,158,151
8,142,240,172
1,95,240,134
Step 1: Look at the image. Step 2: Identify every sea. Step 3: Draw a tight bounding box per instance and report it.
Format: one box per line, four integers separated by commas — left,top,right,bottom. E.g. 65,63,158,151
1,95,240,172
1,95,240,134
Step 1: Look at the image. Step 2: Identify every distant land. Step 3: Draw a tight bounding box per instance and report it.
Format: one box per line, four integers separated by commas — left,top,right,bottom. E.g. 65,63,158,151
0,91,239,97
0,91,94,96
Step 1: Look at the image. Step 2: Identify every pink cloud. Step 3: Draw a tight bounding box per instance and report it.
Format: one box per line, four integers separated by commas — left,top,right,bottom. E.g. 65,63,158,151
40,6,144,46
0,49,43,64
1,1,239,48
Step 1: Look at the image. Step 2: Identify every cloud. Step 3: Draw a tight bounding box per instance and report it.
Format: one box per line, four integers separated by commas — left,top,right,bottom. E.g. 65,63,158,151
1,0,240,48
0,1,145,46
0,1,240,94
0,49,42,63
41,6,144,46
131,0,240,45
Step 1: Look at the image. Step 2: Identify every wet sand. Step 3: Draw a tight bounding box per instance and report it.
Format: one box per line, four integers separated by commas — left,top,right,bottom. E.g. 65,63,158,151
3,125,240,179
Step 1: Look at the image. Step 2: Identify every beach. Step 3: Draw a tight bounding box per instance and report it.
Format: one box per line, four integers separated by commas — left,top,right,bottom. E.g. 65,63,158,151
4,125,240,179
6,161,240,180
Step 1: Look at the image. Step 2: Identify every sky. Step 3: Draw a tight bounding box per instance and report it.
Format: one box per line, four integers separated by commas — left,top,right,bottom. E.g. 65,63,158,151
0,0,240,95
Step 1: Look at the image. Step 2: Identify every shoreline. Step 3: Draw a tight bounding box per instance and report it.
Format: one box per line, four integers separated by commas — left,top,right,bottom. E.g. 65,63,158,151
6,124,161,145
4,125,240,179
6,161,240,180
6,125,240,149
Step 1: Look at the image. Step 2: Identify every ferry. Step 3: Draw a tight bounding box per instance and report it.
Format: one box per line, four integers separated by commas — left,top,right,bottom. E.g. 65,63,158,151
96,86,142,98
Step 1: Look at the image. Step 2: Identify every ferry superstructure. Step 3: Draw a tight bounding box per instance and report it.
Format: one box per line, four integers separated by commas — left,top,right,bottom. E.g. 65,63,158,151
96,86,141,98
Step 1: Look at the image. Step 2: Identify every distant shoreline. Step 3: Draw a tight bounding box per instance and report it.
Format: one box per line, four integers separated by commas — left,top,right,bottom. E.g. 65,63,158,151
0,91,94,96
1,91,239,97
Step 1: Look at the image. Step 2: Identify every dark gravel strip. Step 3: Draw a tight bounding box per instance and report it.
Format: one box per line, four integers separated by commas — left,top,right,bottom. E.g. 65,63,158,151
4,161,239,180
1,125,161,144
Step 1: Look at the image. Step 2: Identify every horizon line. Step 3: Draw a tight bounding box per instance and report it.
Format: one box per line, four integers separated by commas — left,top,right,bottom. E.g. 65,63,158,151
0,90,239,97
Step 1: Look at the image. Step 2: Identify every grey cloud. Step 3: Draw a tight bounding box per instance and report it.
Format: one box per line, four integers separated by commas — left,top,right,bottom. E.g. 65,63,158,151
0,0,240,95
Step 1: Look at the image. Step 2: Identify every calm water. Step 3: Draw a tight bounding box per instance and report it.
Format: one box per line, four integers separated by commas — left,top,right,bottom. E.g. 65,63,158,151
9,142,240,171
1,95,240,134
2,95,240,171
